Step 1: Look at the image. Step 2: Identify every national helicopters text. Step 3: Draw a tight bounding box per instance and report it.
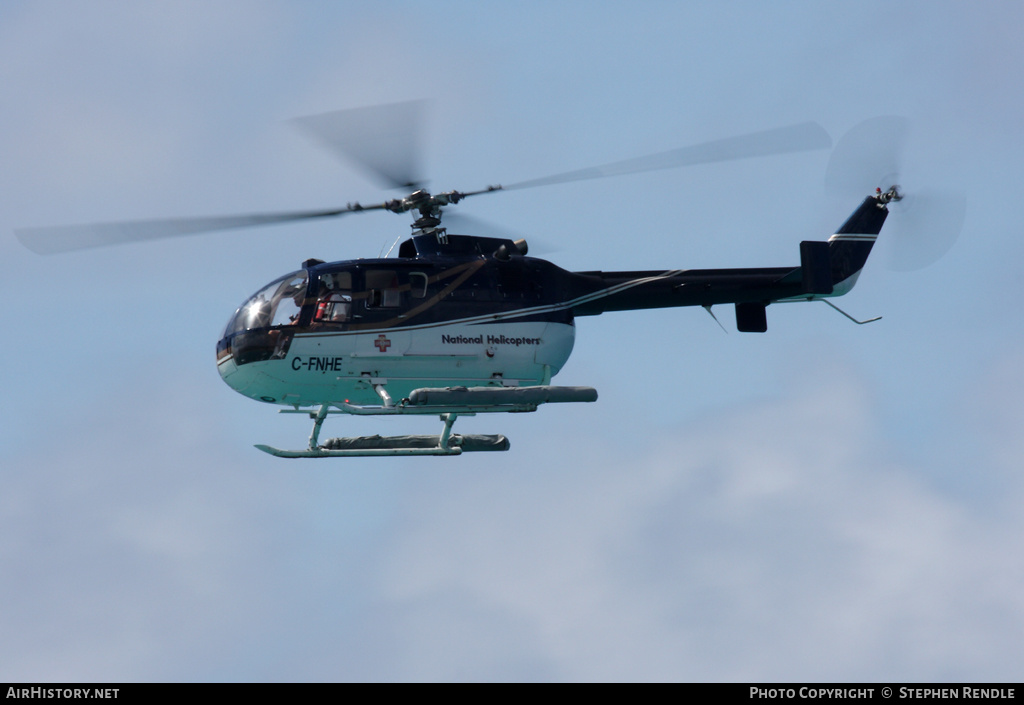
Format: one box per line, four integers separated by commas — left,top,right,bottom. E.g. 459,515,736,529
442,334,541,346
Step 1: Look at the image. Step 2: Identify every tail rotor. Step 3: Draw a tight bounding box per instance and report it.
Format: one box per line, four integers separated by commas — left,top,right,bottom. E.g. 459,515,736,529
825,116,966,271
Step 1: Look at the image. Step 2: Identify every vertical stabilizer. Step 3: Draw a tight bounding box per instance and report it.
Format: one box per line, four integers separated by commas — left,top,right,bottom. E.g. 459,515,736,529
827,188,897,295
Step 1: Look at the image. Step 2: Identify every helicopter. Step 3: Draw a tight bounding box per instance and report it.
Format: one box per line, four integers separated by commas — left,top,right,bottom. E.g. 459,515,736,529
15,105,928,458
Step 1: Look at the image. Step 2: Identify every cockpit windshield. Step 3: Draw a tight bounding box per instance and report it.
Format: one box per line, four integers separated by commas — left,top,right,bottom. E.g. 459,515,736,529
224,270,308,336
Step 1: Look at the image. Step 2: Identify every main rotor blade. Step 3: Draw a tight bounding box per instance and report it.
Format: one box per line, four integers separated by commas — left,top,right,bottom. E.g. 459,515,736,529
501,122,832,191
291,100,426,190
15,204,386,255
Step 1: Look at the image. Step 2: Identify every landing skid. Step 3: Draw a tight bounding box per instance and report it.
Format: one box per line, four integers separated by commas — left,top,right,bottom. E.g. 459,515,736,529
255,431,509,458
256,384,597,458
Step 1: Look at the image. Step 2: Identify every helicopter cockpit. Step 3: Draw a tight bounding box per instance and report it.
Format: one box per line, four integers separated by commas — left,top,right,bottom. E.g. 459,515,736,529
219,262,444,367
223,270,308,337
218,270,308,366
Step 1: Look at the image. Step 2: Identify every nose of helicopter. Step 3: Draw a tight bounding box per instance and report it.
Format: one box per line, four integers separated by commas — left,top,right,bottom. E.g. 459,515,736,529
215,327,299,404
215,335,246,391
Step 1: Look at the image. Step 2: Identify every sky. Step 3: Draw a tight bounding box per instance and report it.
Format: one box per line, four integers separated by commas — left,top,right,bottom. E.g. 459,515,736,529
1,1,1023,682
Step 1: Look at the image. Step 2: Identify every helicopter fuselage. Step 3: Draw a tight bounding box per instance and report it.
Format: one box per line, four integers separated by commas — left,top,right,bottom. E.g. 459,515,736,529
216,235,583,407
215,235,798,408
216,194,887,410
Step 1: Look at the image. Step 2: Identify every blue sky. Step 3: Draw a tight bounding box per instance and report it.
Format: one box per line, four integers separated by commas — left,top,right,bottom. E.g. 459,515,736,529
2,1,1023,681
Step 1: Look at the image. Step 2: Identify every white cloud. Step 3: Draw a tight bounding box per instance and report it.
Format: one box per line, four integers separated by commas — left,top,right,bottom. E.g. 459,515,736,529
353,368,1024,681
0,375,311,681
3,360,1021,681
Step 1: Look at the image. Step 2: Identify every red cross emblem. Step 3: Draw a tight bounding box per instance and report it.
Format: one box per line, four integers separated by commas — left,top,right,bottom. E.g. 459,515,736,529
374,334,392,352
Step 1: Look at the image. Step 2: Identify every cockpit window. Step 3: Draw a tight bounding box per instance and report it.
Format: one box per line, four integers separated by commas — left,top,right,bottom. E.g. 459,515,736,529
224,270,308,336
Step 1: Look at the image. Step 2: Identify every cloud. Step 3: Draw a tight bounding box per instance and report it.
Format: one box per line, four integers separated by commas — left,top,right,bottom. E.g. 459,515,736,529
3,360,1021,681
342,367,1024,681
0,374,312,681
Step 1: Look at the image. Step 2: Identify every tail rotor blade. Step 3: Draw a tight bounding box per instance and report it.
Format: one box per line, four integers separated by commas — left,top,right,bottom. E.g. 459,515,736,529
824,116,909,197
885,190,967,271
825,116,965,271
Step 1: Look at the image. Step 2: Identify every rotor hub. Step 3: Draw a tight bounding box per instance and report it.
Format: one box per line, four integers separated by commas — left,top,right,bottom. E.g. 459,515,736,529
876,185,903,204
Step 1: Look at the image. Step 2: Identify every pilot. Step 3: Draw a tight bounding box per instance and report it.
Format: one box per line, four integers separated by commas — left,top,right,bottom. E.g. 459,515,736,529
288,291,305,323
